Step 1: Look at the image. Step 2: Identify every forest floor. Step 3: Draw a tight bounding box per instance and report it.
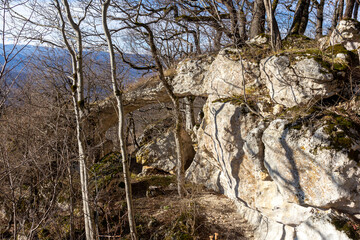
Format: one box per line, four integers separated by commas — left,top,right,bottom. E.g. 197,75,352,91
126,174,255,240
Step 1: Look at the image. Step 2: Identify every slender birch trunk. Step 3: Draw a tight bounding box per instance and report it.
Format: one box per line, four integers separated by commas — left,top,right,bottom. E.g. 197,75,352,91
184,96,195,131
101,1,137,239
55,1,94,239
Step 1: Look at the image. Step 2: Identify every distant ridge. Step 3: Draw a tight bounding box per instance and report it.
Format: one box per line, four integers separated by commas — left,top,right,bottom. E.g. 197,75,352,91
0,44,148,81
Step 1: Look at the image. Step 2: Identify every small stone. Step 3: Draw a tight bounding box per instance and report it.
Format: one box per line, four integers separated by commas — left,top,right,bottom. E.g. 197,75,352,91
272,104,284,115
336,53,347,60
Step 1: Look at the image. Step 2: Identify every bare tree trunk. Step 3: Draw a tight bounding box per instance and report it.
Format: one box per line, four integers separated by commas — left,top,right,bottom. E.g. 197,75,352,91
238,9,247,41
331,0,344,30
55,1,94,239
331,0,340,30
264,0,282,51
288,0,311,35
192,28,201,54
101,1,138,239
184,96,195,131
339,0,345,20
222,0,242,46
214,30,223,51
68,164,75,240
250,0,266,38
136,22,186,197
344,0,356,18
354,0,359,19
299,0,310,34
315,0,325,39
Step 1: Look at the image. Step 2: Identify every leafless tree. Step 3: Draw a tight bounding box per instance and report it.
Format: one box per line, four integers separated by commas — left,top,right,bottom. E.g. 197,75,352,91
53,0,95,239
101,0,137,239
0,0,34,112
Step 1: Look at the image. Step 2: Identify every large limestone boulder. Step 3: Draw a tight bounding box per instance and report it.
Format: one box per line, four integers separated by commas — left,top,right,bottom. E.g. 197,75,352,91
262,118,360,213
186,95,260,201
260,55,337,107
187,97,359,239
172,56,214,96
136,120,195,173
203,48,260,97
328,19,360,50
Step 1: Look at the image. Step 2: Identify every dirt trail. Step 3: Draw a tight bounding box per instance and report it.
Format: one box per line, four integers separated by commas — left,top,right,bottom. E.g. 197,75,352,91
134,187,254,240
195,193,254,240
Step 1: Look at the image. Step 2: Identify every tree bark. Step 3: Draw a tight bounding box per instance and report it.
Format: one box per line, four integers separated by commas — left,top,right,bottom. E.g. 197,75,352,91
315,0,325,39
344,0,356,18
339,0,345,20
250,0,266,38
264,0,282,51
135,21,186,197
288,0,311,35
354,0,359,20
214,30,223,51
184,96,195,131
331,0,340,30
101,1,138,239
67,164,75,240
238,9,247,41
221,0,242,46
56,1,94,239
299,0,310,34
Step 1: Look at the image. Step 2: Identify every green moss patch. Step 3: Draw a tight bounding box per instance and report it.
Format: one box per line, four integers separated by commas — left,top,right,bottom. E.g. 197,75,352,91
91,152,123,188
282,35,317,50
321,113,360,161
135,175,175,187
223,44,272,63
332,216,360,239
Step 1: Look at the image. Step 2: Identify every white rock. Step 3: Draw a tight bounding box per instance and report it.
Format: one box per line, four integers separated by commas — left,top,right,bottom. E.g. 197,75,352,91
204,48,261,97
272,104,284,115
246,34,269,45
186,96,259,200
187,98,360,239
329,19,360,50
336,53,347,60
136,126,195,173
262,119,360,212
260,55,337,107
296,215,351,240
172,56,214,96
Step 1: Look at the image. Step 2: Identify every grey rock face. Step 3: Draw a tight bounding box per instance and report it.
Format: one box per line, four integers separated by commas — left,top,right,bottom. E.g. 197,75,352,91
263,119,360,213
172,56,214,96
186,96,359,239
260,55,337,107
136,125,195,173
329,19,360,50
204,49,261,97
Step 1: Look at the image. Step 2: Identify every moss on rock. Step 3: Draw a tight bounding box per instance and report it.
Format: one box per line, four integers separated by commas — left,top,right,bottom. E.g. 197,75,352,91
332,216,360,240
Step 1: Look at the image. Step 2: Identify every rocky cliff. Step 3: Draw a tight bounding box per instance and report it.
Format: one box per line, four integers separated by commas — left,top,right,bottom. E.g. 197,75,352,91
95,20,360,239
184,21,360,240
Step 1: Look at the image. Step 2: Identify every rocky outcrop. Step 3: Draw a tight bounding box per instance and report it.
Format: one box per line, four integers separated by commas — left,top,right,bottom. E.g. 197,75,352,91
204,49,260,97
328,19,360,50
172,56,214,96
136,118,195,173
263,119,360,213
91,42,348,138
260,55,337,107
89,33,360,239
186,96,360,239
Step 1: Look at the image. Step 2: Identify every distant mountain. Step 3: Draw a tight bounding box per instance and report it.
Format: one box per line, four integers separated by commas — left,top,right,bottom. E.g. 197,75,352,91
0,44,148,81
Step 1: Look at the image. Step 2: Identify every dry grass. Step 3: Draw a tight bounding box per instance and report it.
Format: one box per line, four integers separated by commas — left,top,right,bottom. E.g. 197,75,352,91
125,67,177,93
